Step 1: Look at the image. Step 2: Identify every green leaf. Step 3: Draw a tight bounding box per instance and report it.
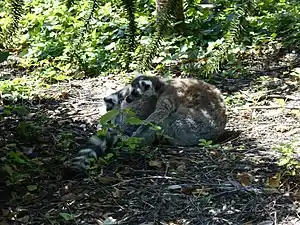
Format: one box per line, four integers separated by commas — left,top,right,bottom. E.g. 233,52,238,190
99,109,119,124
105,42,116,51
104,153,114,161
59,212,74,221
206,140,213,145
274,98,285,107
278,157,290,166
0,51,9,62
27,185,38,191
4,164,14,176
54,74,69,81
150,125,161,131
125,117,144,125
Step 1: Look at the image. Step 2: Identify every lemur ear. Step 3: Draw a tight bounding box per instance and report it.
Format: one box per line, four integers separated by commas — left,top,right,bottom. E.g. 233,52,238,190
104,97,113,103
119,86,131,100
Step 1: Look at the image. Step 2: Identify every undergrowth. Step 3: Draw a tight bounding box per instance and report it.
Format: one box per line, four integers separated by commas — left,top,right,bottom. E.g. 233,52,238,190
0,0,299,89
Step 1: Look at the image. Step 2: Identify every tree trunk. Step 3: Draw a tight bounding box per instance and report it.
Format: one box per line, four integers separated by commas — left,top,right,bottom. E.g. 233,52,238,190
156,0,185,33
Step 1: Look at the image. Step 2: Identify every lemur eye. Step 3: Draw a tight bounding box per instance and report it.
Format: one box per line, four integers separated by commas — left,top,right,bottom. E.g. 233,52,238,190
104,98,114,104
132,89,139,97
141,81,150,90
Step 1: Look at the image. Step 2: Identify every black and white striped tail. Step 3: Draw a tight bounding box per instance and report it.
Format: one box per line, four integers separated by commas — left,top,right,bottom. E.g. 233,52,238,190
62,128,121,179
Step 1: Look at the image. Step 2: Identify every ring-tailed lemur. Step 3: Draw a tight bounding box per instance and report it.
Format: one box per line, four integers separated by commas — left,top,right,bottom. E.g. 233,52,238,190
63,85,157,178
125,75,228,146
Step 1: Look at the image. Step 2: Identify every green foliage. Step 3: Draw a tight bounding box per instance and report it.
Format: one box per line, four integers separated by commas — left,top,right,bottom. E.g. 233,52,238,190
3,150,41,185
99,109,119,124
199,139,220,149
0,51,10,62
96,108,163,161
0,0,24,49
0,76,45,102
56,132,73,149
274,141,300,177
120,0,137,71
138,0,177,72
59,212,74,221
1,0,300,81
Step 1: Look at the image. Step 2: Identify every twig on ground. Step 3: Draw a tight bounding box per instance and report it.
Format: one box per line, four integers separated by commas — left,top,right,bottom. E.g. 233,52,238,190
250,61,300,75
237,106,300,110
258,94,300,101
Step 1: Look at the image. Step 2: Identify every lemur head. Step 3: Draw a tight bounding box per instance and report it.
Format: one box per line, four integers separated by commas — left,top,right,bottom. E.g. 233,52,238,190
126,75,162,103
104,85,131,111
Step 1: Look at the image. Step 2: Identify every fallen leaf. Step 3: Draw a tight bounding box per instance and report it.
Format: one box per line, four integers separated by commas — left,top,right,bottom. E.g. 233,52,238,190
243,222,253,225
4,165,14,177
17,216,29,223
181,187,196,195
237,172,253,187
112,188,121,198
103,216,117,225
148,160,162,168
59,212,74,221
26,185,38,192
176,164,186,172
191,187,210,196
266,173,281,188
274,98,285,107
60,91,69,99
61,193,77,202
97,177,119,184
242,110,253,120
275,125,290,132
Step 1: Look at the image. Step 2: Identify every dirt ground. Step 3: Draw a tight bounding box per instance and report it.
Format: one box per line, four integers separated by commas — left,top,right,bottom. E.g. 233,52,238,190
0,55,300,225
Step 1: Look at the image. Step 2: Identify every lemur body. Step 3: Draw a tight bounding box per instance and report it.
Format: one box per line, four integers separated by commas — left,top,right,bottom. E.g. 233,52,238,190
126,75,227,146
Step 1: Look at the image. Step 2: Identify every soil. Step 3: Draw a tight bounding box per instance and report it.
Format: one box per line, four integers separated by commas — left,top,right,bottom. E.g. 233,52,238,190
0,55,300,225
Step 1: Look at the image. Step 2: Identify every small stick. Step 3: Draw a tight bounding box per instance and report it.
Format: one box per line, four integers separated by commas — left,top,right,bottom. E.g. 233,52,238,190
259,94,300,101
237,106,300,110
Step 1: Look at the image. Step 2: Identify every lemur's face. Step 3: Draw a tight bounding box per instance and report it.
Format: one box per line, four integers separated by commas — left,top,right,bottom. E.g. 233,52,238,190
104,86,131,111
126,76,155,103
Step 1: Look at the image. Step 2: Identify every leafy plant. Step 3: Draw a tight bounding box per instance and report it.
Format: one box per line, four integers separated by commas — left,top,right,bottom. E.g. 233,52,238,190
3,150,41,185
0,0,24,49
274,141,300,177
1,0,300,96
199,139,220,149
96,108,163,157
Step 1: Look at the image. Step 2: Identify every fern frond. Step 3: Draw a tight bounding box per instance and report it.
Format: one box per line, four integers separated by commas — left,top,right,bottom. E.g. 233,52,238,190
84,0,98,33
138,0,177,72
139,31,164,72
121,0,137,53
119,0,137,71
2,0,24,49
199,4,248,77
68,0,100,72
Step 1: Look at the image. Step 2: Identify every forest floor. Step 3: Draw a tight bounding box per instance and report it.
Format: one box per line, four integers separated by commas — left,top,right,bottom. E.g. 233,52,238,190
0,53,300,225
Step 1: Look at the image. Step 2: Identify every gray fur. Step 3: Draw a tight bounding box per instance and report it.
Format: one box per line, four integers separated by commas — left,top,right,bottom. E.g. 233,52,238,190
127,75,228,146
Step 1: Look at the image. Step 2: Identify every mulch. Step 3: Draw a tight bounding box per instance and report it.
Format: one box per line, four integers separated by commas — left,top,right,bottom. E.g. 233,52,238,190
0,54,300,225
